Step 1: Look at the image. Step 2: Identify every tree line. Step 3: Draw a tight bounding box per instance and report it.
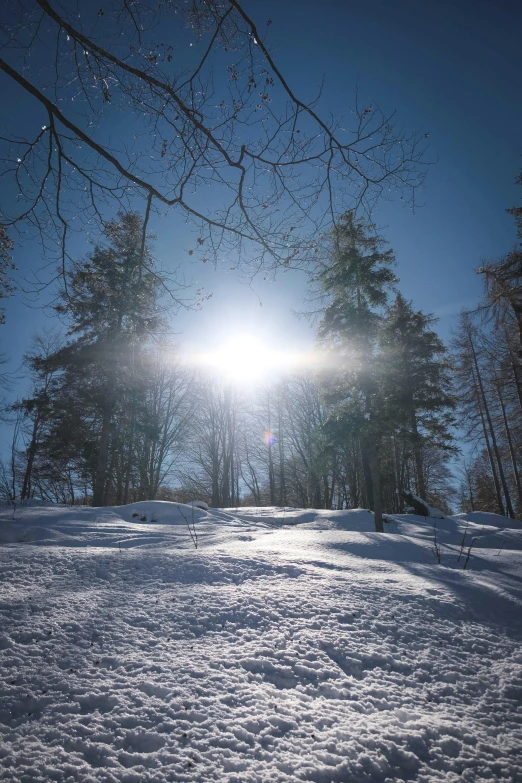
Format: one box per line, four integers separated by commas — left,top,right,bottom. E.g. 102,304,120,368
1,210,454,523
454,173,522,517
1,171,521,528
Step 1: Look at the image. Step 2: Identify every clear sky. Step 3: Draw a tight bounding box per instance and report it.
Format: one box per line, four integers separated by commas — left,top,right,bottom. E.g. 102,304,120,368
1,0,521,431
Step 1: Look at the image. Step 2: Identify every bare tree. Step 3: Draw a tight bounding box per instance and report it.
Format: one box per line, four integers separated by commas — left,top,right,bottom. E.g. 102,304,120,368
478,170,522,352
0,0,427,277
281,376,334,508
134,350,197,501
183,377,240,507
453,314,515,518
0,220,15,325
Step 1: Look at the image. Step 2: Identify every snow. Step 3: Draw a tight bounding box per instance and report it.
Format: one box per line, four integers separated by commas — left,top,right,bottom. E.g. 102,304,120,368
189,500,209,511
1,503,522,782
409,495,446,519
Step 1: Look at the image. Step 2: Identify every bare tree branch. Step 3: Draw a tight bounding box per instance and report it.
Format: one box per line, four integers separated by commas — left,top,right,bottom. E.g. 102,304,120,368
0,0,429,277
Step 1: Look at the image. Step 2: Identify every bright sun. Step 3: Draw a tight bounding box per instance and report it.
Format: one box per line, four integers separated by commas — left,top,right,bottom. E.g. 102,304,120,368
186,334,310,386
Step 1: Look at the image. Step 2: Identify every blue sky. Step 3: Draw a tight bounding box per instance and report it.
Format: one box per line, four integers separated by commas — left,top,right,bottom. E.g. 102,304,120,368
1,0,521,424
169,0,521,350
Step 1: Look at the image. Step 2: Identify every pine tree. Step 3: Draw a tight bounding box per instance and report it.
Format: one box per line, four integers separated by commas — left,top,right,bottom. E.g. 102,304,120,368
379,293,455,501
15,333,63,501
46,212,163,505
316,211,397,531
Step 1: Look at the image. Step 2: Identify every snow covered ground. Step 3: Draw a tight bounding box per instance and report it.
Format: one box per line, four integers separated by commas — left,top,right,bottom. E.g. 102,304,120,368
1,502,522,782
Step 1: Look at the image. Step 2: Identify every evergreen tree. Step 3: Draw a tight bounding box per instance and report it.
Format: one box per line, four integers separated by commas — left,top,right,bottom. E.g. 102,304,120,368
14,333,63,501
379,293,455,500
316,211,397,531
45,212,163,505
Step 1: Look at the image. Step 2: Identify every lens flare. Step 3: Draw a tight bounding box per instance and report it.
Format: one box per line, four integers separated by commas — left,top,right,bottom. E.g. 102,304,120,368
184,334,318,387
264,430,276,446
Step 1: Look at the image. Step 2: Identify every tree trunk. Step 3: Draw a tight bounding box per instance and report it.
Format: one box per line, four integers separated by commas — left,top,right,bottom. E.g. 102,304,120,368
476,391,505,515
278,405,286,506
470,339,514,518
468,334,508,516
367,438,383,532
359,439,374,510
93,385,115,506
393,436,405,512
410,410,427,499
211,432,220,507
506,333,522,418
350,442,359,508
466,469,475,511
496,379,522,514
513,302,522,357
311,474,322,509
123,406,136,504
267,401,276,506
21,414,41,501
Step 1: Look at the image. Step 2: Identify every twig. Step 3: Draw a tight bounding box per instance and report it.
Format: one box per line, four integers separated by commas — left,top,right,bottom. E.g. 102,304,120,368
431,520,441,564
457,524,469,562
463,528,483,570
177,504,198,550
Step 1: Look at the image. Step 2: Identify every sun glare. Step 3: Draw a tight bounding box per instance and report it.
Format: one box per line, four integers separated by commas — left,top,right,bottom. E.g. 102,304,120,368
186,334,312,386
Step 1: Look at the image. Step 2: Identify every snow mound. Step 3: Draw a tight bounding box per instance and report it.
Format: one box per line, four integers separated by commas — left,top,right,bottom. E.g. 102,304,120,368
116,500,209,525
455,510,522,527
189,499,209,510
410,493,446,518
222,506,377,530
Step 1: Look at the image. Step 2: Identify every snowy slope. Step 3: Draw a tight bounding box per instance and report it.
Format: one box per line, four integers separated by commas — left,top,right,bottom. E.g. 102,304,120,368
1,503,522,782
